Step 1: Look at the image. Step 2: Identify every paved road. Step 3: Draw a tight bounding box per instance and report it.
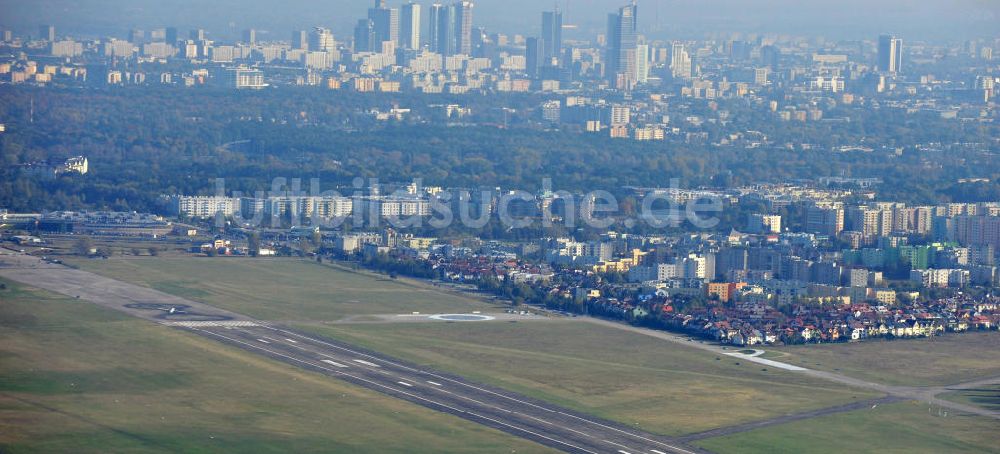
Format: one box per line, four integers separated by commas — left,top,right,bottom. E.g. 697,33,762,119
580,318,1000,420
676,396,905,442
0,251,707,454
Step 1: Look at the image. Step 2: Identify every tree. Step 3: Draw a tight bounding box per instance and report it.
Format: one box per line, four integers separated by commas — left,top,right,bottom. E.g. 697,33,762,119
73,237,94,256
148,247,160,256
248,232,261,256
298,240,315,256
95,246,113,258
131,248,142,256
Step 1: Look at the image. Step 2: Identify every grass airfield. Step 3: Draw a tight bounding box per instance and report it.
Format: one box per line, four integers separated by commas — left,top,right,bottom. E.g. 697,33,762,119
53,256,1000,452
0,278,555,453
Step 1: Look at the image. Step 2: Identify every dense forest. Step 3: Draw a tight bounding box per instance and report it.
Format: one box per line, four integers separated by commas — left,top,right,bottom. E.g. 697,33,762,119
1,86,998,214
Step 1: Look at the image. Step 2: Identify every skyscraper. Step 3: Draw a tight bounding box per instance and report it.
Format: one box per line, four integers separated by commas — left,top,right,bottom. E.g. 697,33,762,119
430,3,454,55
670,42,692,80
429,4,443,53
369,0,399,50
354,19,375,53
635,43,650,84
878,34,902,74
761,44,780,69
454,1,474,56
541,9,563,66
606,2,638,90
292,30,308,50
401,2,421,50
165,27,178,46
242,29,256,45
39,25,55,42
310,27,336,53
525,37,542,77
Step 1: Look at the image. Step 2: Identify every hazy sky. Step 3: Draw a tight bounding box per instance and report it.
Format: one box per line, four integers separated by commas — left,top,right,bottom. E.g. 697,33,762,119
1,0,997,42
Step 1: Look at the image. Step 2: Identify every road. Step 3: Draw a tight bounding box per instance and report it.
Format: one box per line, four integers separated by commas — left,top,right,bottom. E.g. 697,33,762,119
0,251,707,454
676,396,905,442
580,317,1000,420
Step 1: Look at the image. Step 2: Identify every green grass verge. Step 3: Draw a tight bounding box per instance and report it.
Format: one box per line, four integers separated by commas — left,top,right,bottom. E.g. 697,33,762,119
939,384,1000,413
0,278,555,453
68,257,498,321
694,400,999,453
767,332,1000,387
299,321,879,437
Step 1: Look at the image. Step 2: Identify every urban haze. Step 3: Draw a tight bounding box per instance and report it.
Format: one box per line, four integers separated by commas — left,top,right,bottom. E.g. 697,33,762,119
0,0,998,453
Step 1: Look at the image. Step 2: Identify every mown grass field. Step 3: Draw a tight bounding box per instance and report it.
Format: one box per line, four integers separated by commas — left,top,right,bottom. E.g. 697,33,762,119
69,257,498,321
694,400,999,453
766,332,1000,387
941,384,1000,413
301,321,879,437
0,279,555,454
62,256,1000,445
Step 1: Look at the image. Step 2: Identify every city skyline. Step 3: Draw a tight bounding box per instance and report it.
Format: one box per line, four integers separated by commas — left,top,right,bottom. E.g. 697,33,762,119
2,0,998,43
1,0,999,452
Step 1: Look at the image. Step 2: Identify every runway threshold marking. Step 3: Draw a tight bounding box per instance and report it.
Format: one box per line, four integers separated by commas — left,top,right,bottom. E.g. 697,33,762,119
256,338,271,344
353,359,381,368
651,450,668,454
285,338,298,343
190,327,600,454
427,381,443,387
321,359,349,368
398,381,413,387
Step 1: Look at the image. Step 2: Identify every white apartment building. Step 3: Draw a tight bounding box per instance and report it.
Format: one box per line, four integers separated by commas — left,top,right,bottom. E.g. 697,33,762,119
173,196,238,218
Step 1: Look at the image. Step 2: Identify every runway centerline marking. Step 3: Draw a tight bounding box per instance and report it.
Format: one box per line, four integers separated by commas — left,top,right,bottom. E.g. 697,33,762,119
262,326,696,453
187,327,600,454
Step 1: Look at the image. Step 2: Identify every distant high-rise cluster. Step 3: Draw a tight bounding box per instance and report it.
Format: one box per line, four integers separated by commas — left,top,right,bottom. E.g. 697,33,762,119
10,0,962,105
349,1,473,56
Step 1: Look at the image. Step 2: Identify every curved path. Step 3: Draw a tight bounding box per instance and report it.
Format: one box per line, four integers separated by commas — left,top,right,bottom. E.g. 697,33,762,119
580,317,1000,420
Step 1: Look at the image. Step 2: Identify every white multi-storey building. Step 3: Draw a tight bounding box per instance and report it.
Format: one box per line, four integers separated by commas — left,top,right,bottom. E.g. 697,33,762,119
172,196,238,218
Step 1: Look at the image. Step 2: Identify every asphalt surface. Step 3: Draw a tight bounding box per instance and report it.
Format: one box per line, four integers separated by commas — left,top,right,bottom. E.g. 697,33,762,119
676,396,905,442
581,317,1000,420
0,251,707,454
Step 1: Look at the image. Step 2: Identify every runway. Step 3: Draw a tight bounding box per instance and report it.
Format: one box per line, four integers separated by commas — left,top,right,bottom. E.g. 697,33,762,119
185,322,707,454
0,251,707,454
